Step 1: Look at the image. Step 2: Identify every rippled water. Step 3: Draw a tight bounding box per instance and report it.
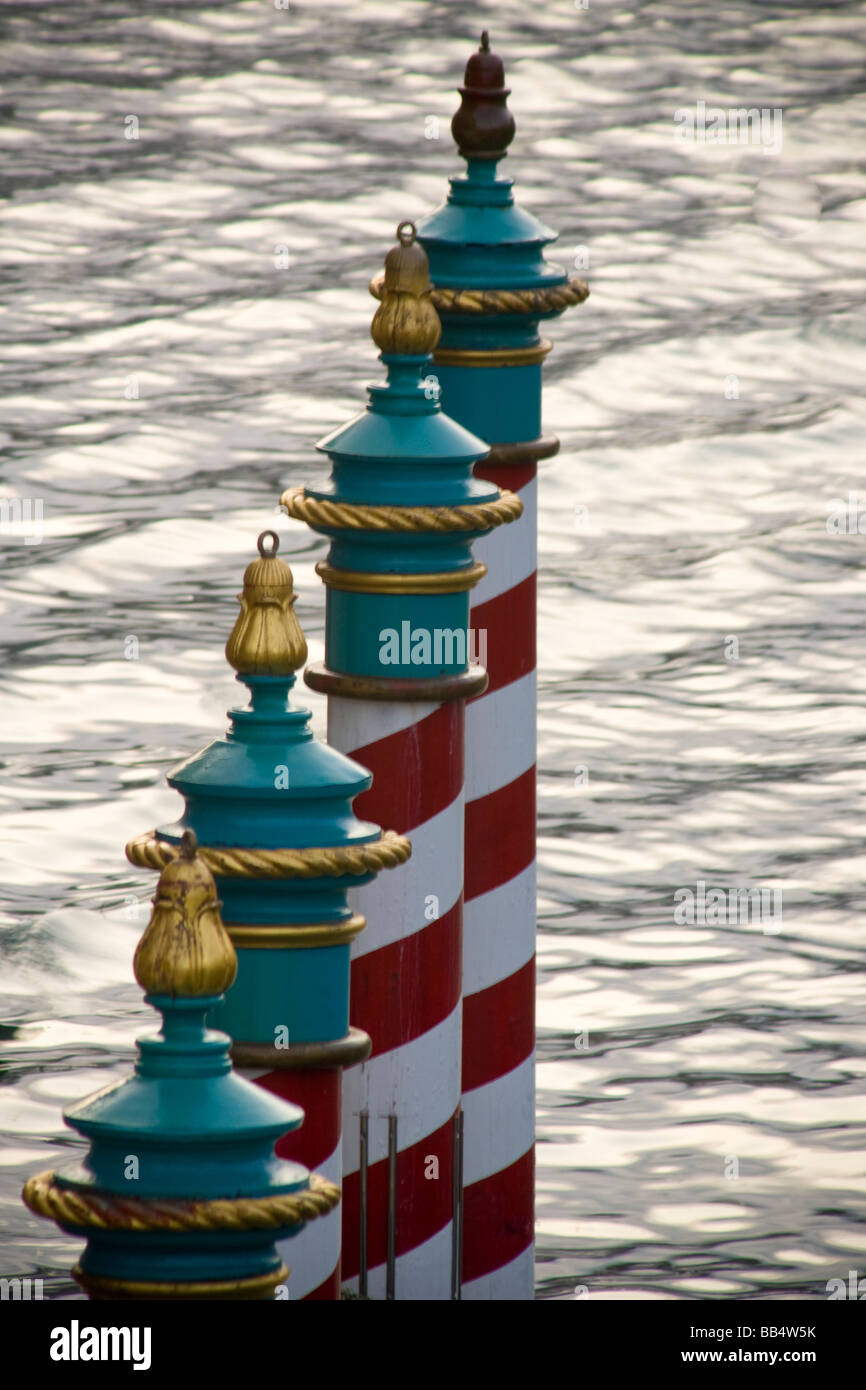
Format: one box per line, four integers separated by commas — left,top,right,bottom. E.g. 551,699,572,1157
2,0,865,1300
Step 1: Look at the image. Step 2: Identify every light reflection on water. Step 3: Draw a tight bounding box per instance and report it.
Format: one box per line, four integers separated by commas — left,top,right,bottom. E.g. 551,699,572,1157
1,0,865,1300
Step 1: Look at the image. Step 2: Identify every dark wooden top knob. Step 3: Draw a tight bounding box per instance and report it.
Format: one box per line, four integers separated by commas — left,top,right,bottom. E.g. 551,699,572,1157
451,31,516,161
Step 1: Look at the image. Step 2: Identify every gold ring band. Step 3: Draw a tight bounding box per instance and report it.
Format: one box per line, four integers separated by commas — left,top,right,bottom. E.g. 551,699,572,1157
226,914,366,949
232,1027,373,1072
433,340,552,367
304,662,488,704
315,560,487,594
73,1265,290,1301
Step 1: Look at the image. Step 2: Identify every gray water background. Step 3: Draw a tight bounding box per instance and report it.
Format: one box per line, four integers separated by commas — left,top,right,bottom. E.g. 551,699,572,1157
1,0,865,1300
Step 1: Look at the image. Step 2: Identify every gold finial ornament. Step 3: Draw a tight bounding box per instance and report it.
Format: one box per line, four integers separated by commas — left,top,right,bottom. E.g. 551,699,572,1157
133,830,238,998
370,221,441,357
225,530,308,677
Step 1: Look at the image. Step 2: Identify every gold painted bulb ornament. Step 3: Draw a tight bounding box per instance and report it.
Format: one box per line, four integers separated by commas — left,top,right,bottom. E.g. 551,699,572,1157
225,530,308,677
370,221,441,357
133,829,237,999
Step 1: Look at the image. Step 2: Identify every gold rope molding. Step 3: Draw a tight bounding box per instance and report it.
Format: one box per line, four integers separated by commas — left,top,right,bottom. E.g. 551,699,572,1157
281,487,522,533
369,272,589,316
125,830,411,880
23,1170,340,1233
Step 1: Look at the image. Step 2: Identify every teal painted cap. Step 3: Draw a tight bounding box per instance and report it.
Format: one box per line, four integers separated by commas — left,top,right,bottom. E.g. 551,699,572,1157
311,222,498,508
158,533,381,851
51,832,310,1202
416,32,568,295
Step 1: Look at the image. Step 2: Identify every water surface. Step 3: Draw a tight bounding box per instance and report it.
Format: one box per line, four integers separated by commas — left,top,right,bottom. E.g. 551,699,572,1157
1,0,865,1299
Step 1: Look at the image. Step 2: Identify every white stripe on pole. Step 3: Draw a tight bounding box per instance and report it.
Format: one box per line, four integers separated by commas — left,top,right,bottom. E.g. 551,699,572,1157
463,860,536,996
461,1053,535,1188
342,1002,461,1174
327,694,443,750
342,1218,454,1301
279,1141,341,1300
465,670,536,800
471,478,537,604
461,1243,536,1302
347,795,464,959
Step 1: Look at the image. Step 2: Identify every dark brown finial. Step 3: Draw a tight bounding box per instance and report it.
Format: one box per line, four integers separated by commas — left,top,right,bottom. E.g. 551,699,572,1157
451,31,516,161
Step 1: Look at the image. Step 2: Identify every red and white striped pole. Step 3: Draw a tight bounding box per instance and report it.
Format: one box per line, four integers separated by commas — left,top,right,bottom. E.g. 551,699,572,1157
243,1065,345,1300
331,697,465,1298
416,33,589,1297
283,222,521,1297
460,454,540,1297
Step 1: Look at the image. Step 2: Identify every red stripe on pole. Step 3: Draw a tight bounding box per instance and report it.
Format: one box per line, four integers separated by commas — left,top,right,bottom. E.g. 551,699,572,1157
475,461,536,492
462,955,535,1094
256,1068,341,1174
461,1147,534,1285
304,1267,341,1300
469,571,536,699
351,896,461,1058
342,1111,456,1280
351,702,463,832
464,764,535,903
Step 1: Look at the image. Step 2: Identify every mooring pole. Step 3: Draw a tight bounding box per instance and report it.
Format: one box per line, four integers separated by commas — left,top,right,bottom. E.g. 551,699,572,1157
282,223,521,1298
410,32,589,1298
124,532,410,1299
22,831,339,1299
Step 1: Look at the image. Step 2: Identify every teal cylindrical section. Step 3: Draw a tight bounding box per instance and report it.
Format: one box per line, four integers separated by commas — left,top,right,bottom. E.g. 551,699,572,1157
430,362,542,443
415,143,581,449
76,1230,299,1285
138,662,386,1053
326,591,475,679
209,944,351,1046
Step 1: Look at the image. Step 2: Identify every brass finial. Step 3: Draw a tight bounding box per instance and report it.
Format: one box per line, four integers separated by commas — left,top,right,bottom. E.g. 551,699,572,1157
451,31,515,160
225,530,308,677
370,221,441,357
133,829,237,998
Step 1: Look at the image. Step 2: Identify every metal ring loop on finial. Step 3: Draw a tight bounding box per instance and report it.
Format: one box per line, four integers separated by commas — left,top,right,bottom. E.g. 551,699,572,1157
179,829,198,859
396,220,416,246
257,530,280,557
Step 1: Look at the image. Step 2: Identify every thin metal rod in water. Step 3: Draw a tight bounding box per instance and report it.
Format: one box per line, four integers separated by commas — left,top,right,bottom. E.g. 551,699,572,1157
386,1113,397,1300
359,1109,369,1298
451,1107,464,1299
